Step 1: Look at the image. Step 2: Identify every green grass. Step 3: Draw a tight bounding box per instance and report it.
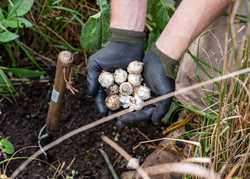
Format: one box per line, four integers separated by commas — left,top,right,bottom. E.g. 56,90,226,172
177,2,250,177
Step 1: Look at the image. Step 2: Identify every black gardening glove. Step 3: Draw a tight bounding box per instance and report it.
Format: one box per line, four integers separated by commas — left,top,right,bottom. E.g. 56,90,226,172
87,28,145,116
116,45,179,128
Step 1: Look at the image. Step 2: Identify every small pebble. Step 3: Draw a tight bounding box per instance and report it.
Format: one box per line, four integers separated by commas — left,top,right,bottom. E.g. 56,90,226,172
114,133,120,141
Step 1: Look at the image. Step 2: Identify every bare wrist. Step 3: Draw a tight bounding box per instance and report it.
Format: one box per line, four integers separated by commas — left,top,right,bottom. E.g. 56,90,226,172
110,22,144,32
110,0,146,32
110,12,145,32
156,35,188,60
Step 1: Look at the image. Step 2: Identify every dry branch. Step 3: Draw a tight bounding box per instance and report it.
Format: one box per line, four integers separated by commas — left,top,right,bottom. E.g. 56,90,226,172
140,162,219,179
102,136,150,179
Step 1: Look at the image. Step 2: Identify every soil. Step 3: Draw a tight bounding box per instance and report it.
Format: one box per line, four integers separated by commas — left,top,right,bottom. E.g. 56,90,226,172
0,74,164,179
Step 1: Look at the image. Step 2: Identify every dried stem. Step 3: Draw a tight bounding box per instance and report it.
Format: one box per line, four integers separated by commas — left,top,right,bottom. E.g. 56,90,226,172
102,136,132,161
98,149,119,179
140,162,219,179
133,137,201,151
102,136,150,179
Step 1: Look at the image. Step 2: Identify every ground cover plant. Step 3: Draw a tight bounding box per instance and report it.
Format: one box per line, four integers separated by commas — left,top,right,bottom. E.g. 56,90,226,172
0,0,249,178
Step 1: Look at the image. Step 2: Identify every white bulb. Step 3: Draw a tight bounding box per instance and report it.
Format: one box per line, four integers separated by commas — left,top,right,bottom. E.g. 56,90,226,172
99,61,152,112
108,84,119,95
105,95,121,111
98,71,114,88
114,69,127,84
129,96,144,111
128,74,143,86
134,85,151,100
127,61,144,74
119,82,133,96
119,95,132,108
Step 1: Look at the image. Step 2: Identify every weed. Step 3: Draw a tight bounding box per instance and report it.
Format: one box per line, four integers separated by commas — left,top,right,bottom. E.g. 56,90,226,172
178,1,250,178
0,138,14,155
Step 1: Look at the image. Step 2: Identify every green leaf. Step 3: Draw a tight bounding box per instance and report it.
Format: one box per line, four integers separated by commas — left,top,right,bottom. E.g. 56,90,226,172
97,0,108,10
0,8,5,20
155,2,170,30
146,0,175,48
80,6,110,49
100,6,110,46
161,100,182,124
52,6,83,19
17,17,32,27
146,30,160,51
166,0,176,10
0,68,15,94
1,17,32,28
1,67,44,78
0,138,15,155
80,13,101,49
147,0,155,20
8,0,34,17
16,41,43,70
0,31,19,43
148,0,174,30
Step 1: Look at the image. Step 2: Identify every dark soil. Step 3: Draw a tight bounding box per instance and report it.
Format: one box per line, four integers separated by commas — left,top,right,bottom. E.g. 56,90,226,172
0,75,163,179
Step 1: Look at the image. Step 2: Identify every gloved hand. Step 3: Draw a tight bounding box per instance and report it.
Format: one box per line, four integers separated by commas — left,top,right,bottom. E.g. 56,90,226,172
87,28,145,116
116,45,179,128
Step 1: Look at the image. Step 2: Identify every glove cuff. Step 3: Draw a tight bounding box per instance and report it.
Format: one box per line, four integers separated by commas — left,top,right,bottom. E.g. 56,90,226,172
110,28,146,44
152,44,179,79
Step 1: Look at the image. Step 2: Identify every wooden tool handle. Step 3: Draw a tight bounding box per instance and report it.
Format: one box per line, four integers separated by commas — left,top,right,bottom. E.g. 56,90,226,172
46,51,73,131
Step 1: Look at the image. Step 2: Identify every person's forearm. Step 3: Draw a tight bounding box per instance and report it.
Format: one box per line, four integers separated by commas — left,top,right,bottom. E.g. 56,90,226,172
156,0,230,60
110,0,147,32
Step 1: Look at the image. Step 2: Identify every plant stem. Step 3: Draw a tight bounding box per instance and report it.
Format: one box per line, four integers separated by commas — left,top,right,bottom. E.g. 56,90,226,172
98,149,120,179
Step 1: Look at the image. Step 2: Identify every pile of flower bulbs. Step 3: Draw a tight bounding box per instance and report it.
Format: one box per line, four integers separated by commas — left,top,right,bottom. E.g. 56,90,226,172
98,61,151,111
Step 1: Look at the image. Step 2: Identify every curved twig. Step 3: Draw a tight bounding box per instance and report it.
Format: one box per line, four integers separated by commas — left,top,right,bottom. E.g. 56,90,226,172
102,136,150,179
141,162,219,179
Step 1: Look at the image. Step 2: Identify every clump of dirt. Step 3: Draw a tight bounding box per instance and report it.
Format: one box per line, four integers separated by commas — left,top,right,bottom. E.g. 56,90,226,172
0,75,163,179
